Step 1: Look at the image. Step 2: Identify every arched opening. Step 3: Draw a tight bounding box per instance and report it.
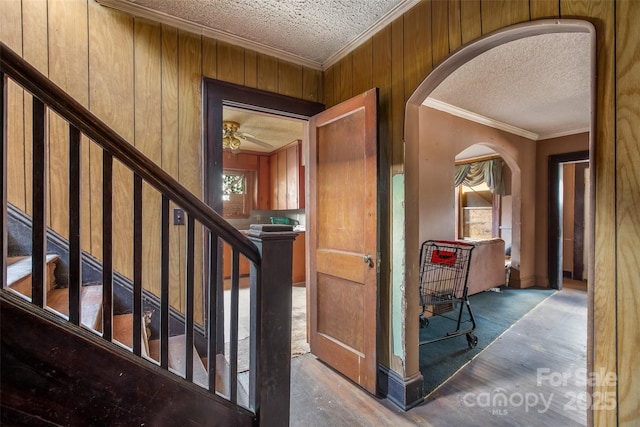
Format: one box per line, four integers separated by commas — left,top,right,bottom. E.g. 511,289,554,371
403,19,595,404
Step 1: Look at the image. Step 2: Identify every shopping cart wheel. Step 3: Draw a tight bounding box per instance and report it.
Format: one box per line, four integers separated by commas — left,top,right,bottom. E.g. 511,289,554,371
419,315,429,328
466,333,478,349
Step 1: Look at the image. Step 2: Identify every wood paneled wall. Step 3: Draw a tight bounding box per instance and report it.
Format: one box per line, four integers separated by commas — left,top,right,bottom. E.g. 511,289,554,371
322,0,634,424
0,0,321,322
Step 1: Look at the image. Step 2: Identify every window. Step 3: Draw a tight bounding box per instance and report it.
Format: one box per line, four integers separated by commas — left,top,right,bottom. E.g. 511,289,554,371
222,171,252,218
458,182,493,240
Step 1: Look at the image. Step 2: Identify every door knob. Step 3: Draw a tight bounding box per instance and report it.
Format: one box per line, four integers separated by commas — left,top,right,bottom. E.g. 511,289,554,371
363,254,373,267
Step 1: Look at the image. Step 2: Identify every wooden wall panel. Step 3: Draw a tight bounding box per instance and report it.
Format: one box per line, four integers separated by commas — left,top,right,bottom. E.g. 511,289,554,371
403,0,432,100
257,53,278,92
88,2,135,280
1,0,26,213
352,40,373,96
244,50,257,88
390,17,404,169
22,0,47,220
432,0,450,65
278,61,303,98
323,65,336,108
338,54,353,103
202,37,217,79
480,0,530,35
615,3,640,425
530,0,560,19
303,68,322,102
134,19,163,296
178,30,203,317
460,0,482,45
448,0,463,53
217,40,244,85
160,25,183,313
48,0,91,251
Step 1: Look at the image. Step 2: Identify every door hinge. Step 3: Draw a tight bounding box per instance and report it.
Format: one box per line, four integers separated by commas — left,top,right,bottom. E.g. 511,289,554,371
377,252,381,273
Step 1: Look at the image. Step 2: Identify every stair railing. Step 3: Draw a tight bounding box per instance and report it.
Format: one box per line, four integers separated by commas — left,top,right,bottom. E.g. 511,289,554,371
1,42,294,426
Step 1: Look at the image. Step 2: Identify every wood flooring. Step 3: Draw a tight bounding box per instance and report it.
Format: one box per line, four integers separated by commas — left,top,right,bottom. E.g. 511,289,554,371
290,286,588,426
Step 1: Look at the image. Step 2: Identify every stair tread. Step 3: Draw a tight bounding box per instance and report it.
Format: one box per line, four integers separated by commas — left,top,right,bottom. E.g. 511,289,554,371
149,337,249,405
46,285,103,331
7,255,59,284
148,335,208,388
113,313,150,358
6,255,60,298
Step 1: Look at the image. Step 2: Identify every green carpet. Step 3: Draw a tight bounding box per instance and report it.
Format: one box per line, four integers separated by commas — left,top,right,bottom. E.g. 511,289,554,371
419,286,555,396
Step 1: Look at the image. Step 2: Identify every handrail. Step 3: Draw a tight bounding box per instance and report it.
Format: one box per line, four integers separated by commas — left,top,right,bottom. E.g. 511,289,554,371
0,42,260,265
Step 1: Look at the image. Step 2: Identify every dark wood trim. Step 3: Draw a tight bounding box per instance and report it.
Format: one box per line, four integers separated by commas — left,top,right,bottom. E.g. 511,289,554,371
103,152,114,341
185,216,195,383
0,71,5,289
201,78,324,215
68,125,81,325
377,364,424,411
133,175,143,356
31,97,46,308
160,195,170,370
573,162,588,281
548,151,589,289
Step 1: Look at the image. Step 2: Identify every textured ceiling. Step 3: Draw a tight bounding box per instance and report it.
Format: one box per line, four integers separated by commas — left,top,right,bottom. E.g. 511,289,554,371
103,0,416,68
428,32,592,141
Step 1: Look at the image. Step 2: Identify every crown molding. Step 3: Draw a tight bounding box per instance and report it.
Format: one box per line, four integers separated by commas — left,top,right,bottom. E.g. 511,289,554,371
423,98,540,141
538,127,591,140
322,0,422,70
95,0,324,70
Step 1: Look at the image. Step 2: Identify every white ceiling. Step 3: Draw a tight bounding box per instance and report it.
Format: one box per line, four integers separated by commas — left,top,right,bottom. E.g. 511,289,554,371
95,1,592,157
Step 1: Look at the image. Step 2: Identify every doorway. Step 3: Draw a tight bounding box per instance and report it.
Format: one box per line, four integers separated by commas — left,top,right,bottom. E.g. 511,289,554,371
202,78,324,359
404,19,596,402
549,151,590,290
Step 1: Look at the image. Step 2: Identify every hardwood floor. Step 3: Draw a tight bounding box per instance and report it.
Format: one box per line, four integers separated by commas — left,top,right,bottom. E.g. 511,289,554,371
290,286,588,426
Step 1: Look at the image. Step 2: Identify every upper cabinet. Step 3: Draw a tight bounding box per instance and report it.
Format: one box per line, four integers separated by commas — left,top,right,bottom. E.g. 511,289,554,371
270,140,305,210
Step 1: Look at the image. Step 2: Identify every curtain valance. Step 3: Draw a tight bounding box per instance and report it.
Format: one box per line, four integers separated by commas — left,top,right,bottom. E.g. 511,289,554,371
454,158,505,195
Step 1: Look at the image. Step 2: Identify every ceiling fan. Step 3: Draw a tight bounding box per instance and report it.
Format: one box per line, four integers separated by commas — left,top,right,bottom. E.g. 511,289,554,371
222,120,274,151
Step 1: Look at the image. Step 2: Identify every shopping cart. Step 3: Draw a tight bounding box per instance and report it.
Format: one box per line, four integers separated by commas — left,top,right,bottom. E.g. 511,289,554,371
418,240,477,349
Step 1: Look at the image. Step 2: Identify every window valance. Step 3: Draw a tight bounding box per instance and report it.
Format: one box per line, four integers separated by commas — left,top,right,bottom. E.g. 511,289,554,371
454,158,505,196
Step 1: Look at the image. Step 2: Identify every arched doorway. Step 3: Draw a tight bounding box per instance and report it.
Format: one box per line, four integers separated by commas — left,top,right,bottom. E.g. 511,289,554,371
403,19,595,401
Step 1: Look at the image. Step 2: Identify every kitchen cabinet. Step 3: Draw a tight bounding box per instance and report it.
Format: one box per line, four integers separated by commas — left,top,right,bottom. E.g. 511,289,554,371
292,232,306,284
270,140,304,209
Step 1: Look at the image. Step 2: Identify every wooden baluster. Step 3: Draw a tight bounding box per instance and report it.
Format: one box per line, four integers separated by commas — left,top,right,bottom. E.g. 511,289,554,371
1,72,7,288
133,174,142,356
31,97,46,308
68,125,81,325
185,215,195,382
207,232,219,392
160,195,170,369
229,248,240,403
102,152,113,341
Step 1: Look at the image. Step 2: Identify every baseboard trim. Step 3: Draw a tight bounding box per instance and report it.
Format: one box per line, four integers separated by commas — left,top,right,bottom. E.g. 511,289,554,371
377,364,424,411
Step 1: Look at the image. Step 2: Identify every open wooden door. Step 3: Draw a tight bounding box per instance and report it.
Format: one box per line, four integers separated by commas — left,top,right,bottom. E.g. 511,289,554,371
308,88,378,394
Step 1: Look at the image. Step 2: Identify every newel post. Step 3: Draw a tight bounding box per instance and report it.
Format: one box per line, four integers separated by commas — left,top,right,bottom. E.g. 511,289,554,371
246,224,297,427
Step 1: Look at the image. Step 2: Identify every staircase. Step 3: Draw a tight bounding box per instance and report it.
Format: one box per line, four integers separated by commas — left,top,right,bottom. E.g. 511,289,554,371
1,41,295,426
